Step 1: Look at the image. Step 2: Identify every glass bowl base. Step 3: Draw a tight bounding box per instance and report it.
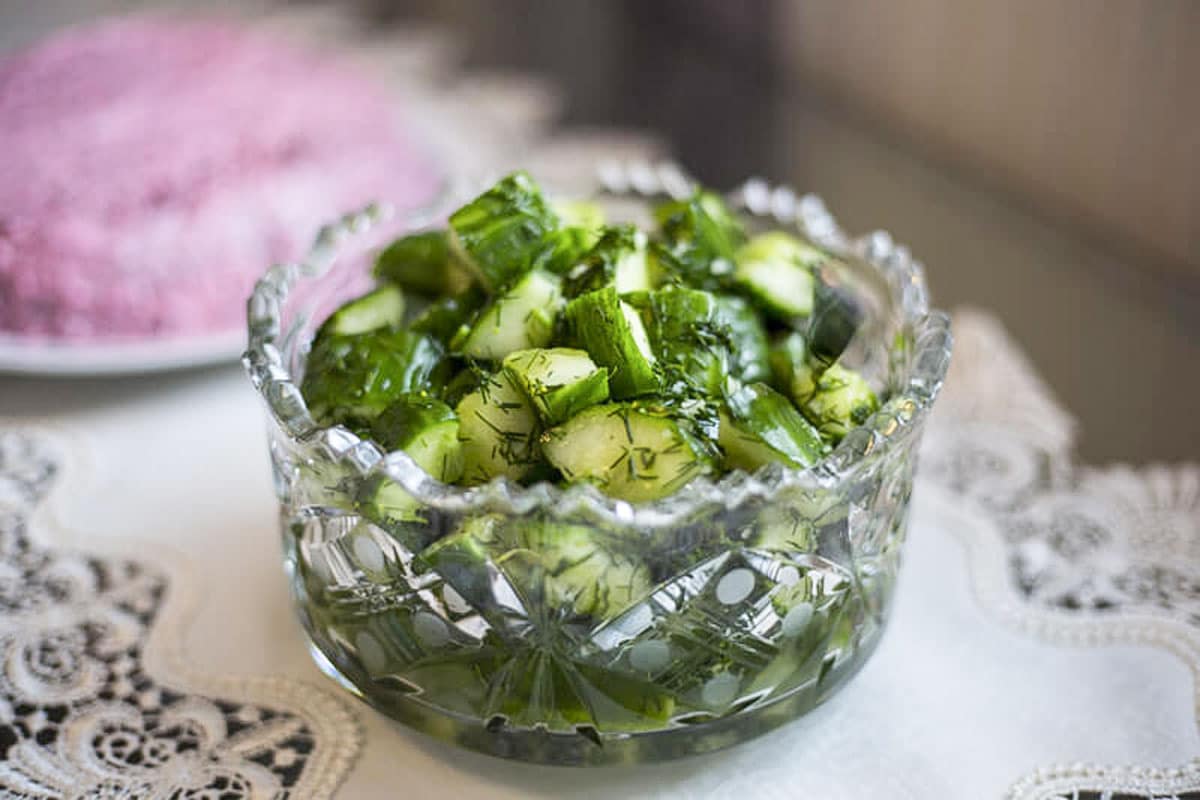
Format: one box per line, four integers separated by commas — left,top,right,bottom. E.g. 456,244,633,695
304,628,883,766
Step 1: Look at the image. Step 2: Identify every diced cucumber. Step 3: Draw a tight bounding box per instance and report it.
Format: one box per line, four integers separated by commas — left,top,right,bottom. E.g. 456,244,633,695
537,200,606,275
316,285,406,337
356,475,429,533
807,273,864,366
532,226,601,276
502,348,610,426
454,270,564,360
301,328,446,423
440,366,484,407
448,172,560,291
719,382,825,471
562,225,652,298
713,294,771,384
418,514,508,571
770,331,818,404
801,364,880,442
408,286,487,345
374,230,473,297
455,369,542,484
368,395,464,482
643,287,770,394
552,199,606,232
734,232,822,320
542,403,714,503
652,191,745,290
511,521,652,618
565,287,660,399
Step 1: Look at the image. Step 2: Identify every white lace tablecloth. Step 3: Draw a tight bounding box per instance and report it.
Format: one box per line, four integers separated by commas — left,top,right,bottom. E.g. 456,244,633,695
0,309,1196,799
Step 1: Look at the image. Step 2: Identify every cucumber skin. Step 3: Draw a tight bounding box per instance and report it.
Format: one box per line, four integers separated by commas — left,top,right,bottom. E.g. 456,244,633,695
316,285,406,338
408,287,487,345
769,332,817,403
644,287,770,395
652,191,746,290
565,287,660,399
374,230,472,297
721,382,825,470
449,172,560,291
367,395,464,482
301,328,447,424
806,274,865,365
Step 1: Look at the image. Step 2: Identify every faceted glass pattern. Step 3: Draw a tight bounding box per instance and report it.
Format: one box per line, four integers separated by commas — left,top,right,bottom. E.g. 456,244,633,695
244,164,952,765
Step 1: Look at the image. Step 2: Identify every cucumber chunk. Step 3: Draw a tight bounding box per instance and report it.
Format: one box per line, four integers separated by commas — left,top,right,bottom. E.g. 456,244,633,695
643,286,770,394
734,232,821,320
533,226,601,276
807,271,864,365
368,395,464,482
542,403,714,503
565,287,660,399
552,199,605,232
455,369,542,484
652,191,745,290
802,364,880,442
719,382,825,471
512,521,652,618
562,225,652,298
316,285,406,337
503,348,610,426
538,200,606,275
301,328,445,423
374,230,473,297
407,286,487,345
449,171,560,291
714,294,772,384
454,270,564,360
769,331,818,404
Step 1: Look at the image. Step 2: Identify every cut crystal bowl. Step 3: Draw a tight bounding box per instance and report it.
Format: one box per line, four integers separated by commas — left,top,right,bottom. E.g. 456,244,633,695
243,163,952,765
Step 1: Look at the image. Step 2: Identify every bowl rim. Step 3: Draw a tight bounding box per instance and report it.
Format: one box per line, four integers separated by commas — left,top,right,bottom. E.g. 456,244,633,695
243,162,953,527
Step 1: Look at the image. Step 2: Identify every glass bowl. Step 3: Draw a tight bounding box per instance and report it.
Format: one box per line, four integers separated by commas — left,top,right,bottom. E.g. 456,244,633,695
243,164,952,766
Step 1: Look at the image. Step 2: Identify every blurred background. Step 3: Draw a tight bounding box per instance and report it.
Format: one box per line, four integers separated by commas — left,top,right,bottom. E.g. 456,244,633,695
3,0,1197,462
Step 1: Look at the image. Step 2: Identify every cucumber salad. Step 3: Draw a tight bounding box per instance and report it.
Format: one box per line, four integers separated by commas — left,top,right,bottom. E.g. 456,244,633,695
301,172,880,502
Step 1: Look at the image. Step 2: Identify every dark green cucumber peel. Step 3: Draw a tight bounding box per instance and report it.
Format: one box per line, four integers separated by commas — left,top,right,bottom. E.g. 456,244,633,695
374,230,472,297
301,327,447,424
652,191,746,290
367,395,464,482
408,286,487,345
720,382,826,470
643,286,770,395
806,269,865,366
448,171,560,291
565,287,660,399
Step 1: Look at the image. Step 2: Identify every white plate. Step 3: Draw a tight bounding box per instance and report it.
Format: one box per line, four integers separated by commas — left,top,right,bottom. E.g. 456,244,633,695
0,330,246,377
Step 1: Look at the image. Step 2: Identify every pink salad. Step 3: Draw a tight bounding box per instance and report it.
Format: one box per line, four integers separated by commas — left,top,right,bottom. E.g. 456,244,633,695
0,17,440,340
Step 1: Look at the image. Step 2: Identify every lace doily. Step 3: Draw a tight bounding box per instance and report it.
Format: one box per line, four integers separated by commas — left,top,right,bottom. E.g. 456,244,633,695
0,428,359,798
921,309,1200,800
